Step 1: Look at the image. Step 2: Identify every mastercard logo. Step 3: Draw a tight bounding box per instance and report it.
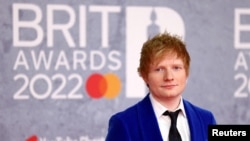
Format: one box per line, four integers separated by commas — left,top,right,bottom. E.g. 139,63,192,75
85,73,121,99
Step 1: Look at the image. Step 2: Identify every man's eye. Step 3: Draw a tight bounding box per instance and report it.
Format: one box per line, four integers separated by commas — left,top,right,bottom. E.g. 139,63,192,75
155,68,164,72
173,66,182,70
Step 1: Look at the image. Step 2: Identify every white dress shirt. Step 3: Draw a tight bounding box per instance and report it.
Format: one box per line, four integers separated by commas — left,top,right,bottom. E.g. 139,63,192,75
149,94,191,141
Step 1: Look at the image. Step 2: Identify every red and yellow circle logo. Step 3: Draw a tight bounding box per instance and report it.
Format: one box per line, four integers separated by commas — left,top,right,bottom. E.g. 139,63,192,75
85,73,121,99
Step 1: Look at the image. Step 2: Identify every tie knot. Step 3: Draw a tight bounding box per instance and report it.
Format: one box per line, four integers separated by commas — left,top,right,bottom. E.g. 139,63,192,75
163,109,181,121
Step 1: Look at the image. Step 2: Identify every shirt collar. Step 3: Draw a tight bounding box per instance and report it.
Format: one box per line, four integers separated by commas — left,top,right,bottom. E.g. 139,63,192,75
149,93,187,118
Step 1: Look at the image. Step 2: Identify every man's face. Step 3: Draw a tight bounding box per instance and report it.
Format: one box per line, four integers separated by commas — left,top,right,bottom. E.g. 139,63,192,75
144,54,187,101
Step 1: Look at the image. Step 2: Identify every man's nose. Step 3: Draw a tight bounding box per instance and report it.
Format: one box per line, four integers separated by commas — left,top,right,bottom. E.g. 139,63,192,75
163,69,174,81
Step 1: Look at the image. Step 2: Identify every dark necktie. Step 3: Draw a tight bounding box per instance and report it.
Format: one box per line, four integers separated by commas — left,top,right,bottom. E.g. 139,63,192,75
163,109,182,141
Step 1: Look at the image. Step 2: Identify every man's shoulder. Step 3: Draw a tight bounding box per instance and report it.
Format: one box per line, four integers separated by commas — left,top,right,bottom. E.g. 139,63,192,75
111,95,151,119
183,99,217,124
183,99,213,115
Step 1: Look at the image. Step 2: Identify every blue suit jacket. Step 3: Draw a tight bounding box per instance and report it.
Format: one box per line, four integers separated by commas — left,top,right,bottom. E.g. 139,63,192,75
105,94,216,141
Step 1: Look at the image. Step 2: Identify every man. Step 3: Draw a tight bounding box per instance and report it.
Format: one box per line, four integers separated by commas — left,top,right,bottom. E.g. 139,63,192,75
105,32,216,141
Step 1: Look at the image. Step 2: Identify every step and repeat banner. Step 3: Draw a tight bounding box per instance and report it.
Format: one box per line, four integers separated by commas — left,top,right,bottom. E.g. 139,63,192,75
0,0,250,140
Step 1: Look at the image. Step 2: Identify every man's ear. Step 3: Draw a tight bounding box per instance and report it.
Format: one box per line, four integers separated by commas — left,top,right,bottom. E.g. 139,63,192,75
143,76,150,88
141,74,147,83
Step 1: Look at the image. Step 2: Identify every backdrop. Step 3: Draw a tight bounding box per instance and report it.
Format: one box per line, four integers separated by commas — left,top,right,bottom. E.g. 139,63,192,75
0,0,250,141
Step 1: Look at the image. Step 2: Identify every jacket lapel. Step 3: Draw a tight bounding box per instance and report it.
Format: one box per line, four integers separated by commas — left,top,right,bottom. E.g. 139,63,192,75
183,100,205,141
136,94,163,141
